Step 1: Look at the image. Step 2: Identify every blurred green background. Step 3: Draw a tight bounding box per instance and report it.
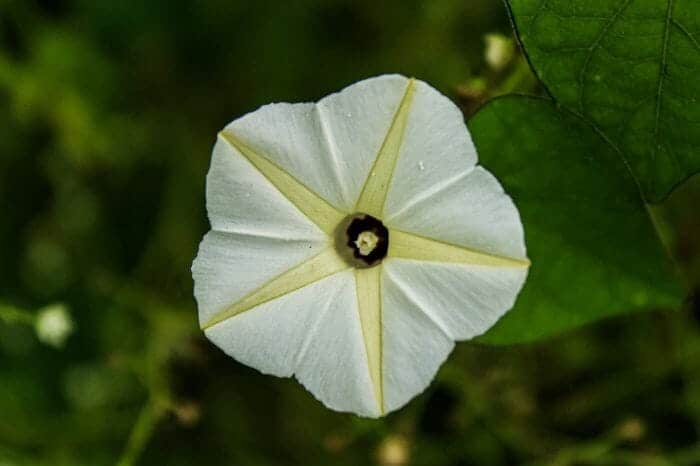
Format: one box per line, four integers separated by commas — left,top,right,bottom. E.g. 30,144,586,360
1,1,700,465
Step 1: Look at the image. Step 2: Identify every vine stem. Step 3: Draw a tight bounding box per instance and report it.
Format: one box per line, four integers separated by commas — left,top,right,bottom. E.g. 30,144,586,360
115,398,168,466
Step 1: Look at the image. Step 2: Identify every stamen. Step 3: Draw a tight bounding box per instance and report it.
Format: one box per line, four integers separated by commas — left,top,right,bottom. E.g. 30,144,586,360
355,231,380,256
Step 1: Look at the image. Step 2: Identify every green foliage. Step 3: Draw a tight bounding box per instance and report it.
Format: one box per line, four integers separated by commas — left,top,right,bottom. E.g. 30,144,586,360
507,0,700,202
471,96,683,343
465,0,700,343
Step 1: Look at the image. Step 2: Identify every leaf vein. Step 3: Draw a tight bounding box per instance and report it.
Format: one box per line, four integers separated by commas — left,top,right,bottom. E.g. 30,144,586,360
653,0,675,151
578,0,635,113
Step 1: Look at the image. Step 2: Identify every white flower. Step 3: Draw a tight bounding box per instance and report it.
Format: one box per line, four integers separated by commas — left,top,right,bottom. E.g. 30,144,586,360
192,75,529,417
35,304,74,348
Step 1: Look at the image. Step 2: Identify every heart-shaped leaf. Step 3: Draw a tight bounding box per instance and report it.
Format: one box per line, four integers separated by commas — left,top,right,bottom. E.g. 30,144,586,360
506,0,700,201
470,96,684,344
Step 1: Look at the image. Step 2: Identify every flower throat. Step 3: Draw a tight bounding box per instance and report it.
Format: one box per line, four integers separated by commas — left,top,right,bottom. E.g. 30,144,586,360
345,214,389,266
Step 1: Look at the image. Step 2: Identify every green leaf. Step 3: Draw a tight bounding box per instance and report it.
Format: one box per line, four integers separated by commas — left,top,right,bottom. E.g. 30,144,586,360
506,0,700,202
470,96,684,344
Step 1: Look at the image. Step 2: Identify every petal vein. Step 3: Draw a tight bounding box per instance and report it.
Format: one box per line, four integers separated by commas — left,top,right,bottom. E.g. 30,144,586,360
355,79,416,217
354,266,384,414
388,229,530,268
218,131,346,235
202,247,350,330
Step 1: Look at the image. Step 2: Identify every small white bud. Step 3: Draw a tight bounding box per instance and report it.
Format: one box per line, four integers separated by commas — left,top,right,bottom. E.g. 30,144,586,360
484,33,514,71
35,304,74,348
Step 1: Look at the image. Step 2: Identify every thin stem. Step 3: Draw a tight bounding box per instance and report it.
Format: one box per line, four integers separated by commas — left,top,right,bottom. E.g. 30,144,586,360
0,304,35,326
109,286,187,466
115,398,167,466
494,56,539,96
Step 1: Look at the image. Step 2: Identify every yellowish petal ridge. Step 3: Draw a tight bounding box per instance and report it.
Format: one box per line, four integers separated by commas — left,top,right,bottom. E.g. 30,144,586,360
354,266,384,415
354,79,416,218
218,131,346,235
202,247,350,330
388,229,530,268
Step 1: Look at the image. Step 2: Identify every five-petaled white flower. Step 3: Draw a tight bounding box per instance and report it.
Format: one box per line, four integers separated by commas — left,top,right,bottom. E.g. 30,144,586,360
192,75,529,417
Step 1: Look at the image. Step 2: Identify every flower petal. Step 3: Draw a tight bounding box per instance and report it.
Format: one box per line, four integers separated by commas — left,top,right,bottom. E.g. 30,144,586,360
295,271,379,417
381,267,455,413
383,259,529,341
386,166,527,260
224,74,410,212
201,247,350,329
206,137,329,240
204,271,379,417
383,79,478,219
319,74,412,209
191,231,327,326
354,78,415,217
